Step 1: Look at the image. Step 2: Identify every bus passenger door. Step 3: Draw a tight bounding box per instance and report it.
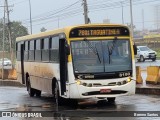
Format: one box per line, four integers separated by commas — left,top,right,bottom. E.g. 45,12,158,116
20,44,25,84
59,36,68,95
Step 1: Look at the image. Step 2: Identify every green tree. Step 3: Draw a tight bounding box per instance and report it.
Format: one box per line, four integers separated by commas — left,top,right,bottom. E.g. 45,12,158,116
0,19,29,51
40,27,47,32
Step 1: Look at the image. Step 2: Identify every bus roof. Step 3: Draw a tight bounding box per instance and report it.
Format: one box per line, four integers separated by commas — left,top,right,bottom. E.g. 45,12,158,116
16,23,128,42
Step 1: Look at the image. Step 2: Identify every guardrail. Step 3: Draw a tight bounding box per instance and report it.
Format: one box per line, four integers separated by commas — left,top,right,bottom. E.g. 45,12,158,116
136,66,160,85
146,66,160,84
136,66,143,84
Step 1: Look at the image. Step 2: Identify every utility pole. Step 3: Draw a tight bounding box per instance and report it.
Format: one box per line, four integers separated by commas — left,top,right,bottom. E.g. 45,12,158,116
5,0,13,68
129,0,134,38
142,9,144,35
29,0,32,34
2,1,6,80
83,0,89,24
121,1,124,24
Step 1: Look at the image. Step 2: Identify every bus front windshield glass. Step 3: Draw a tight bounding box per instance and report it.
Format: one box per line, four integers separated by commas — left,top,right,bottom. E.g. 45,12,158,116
71,39,132,74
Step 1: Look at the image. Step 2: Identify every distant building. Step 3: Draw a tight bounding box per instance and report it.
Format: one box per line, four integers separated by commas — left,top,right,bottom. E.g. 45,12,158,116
143,34,160,39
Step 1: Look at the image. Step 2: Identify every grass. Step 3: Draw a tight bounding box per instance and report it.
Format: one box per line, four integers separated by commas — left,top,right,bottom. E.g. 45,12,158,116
154,49,160,59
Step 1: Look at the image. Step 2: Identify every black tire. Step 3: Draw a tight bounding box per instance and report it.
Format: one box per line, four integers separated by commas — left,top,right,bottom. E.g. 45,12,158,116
68,99,78,108
107,97,116,103
152,58,156,61
35,89,41,97
97,99,107,105
27,77,36,97
55,82,65,106
140,55,145,62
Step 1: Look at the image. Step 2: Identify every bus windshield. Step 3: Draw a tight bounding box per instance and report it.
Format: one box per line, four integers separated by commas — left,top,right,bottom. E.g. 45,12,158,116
71,39,132,74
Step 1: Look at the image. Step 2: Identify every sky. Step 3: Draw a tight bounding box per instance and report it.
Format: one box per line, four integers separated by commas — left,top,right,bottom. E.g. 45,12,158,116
0,0,160,34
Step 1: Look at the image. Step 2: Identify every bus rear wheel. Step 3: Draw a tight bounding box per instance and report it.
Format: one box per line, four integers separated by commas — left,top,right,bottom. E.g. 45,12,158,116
107,97,116,103
35,89,41,97
27,77,36,97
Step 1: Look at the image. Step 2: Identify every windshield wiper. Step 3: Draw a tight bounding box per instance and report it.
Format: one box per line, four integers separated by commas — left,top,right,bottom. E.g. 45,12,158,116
107,37,117,64
84,38,101,63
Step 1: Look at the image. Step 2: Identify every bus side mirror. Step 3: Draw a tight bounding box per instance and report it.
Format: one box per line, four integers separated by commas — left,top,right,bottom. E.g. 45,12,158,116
133,44,137,55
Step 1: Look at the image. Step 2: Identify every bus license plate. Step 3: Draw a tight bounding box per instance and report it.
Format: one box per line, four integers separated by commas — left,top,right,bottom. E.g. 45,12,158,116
100,89,111,93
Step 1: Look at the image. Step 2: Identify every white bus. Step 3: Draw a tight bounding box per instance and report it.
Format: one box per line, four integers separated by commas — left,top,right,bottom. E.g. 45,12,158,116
16,24,137,105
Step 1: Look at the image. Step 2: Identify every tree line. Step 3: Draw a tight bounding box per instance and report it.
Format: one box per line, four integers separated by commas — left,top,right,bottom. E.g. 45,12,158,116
0,19,28,52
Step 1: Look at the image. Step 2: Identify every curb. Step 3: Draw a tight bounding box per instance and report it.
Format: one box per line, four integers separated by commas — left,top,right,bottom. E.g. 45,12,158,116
136,85,160,95
0,80,25,87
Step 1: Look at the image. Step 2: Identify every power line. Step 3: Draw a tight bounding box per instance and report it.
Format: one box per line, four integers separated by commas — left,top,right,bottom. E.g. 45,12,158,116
17,0,160,28
18,0,159,25
22,9,83,26
20,0,81,23
9,0,27,5
30,11,83,27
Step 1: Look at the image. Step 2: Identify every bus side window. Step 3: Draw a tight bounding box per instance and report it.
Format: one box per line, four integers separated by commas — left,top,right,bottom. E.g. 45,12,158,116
28,40,35,61
16,42,21,61
35,39,41,61
50,36,59,62
42,38,49,62
24,41,29,61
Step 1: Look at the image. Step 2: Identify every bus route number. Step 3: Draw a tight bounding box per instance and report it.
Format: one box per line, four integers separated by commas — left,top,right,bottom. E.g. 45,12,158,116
78,29,121,36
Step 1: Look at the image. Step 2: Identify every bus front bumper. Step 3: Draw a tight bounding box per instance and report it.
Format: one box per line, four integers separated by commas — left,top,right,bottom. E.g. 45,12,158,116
69,79,136,99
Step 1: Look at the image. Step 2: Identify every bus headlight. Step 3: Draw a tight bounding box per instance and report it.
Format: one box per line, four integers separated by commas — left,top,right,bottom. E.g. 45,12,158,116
76,80,82,85
76,80,92,87
117,82,121,85
87,83,92,87
127,77,131,82
76,80,87,86
122,80,127,84
82,82,87,86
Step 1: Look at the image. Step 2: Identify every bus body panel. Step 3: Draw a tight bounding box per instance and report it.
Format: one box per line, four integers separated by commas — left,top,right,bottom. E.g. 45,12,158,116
67,62,136,99
16,61,61,94
68,80,135,99
16,24,136,101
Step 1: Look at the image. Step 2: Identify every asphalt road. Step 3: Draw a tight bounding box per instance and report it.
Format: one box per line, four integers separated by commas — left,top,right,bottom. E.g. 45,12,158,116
0,86,160,120
136,59,160,68
0,60,159,120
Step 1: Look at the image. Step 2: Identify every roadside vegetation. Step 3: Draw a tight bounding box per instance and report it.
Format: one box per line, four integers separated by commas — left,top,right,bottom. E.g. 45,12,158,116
154,49,160,59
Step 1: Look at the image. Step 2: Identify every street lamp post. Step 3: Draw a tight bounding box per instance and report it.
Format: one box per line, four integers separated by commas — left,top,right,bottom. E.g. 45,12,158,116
29,0,32,34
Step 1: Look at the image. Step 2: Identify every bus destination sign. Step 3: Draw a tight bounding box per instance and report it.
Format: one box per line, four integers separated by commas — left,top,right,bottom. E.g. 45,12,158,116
69,27,129,38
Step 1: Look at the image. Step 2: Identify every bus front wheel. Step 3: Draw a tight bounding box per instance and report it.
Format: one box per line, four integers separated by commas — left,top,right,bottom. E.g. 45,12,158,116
68,99,78,107
55,82,65,106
